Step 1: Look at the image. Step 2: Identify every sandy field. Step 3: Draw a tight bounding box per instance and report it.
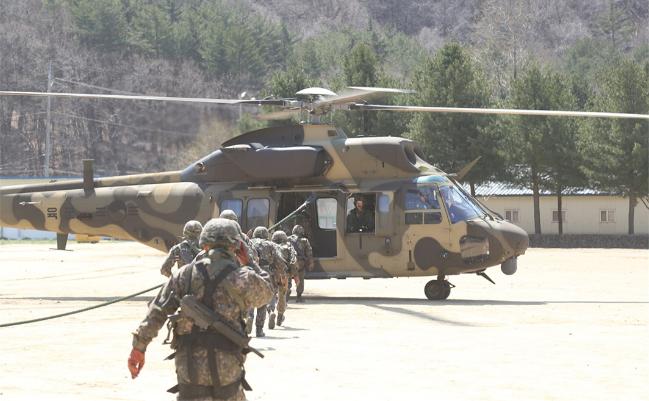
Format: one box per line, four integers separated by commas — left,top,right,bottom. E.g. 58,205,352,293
0,241,647,401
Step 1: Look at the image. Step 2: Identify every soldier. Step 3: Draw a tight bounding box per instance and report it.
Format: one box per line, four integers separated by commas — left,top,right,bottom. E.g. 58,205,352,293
270,230,298,327
346,196,374,233
160,220,203,277
248,226,284,337
127,218,273,401
219,210,259,270
220,209,260,335
288,225,313,303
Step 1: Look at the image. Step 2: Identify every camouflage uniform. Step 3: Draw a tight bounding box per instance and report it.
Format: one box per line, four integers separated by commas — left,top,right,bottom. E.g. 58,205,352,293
288,225,313,303
219,210,260,272
248,226,284,337
131,218,273,401
161,220,203,277
220,210,260,335
270,231,297,326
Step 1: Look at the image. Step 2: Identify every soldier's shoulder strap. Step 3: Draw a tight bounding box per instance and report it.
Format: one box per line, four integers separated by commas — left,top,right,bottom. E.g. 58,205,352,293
195,257,237,306
169,242,181,253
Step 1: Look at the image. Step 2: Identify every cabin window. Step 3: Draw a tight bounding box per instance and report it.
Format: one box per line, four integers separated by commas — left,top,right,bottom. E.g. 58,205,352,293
600,210,615,223
552,210,567,223
378,194,391,213
346,193,376,233
505,209,519,223
220,199,243,220
439,185,481,224
376,193,393,231
247,198,269,229
316,198,337,229
405,188,440,210
423,212,442,224
405,211,442,225
405,212,423,224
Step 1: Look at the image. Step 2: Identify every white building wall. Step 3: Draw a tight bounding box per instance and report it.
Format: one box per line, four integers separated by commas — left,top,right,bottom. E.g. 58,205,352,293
478,195,649,235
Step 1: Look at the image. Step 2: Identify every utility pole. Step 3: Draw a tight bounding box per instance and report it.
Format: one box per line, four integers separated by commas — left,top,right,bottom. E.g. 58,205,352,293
44,61,53,177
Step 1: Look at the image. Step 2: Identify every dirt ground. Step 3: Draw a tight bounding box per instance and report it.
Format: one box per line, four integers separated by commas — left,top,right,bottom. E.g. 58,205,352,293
0,241,647,401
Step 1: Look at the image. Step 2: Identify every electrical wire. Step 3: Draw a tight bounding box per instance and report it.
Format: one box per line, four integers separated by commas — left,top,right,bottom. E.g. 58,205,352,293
52,112,196,137
54,77,143,95
2,111,197,138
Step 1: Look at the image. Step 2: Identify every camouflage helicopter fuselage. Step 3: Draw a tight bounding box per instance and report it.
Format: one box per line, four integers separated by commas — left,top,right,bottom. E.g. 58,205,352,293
0,124,528,287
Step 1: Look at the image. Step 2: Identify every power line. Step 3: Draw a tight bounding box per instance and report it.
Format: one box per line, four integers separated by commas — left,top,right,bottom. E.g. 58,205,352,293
54,78,143,95
52,112,196,137
7,111,197,138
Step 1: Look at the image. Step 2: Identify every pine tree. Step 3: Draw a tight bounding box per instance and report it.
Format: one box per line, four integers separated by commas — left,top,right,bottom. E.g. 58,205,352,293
511,65,588,234
406,43,499,195
579,59,648,234
542,74,585,235
338,42,380,136
68,0,128,52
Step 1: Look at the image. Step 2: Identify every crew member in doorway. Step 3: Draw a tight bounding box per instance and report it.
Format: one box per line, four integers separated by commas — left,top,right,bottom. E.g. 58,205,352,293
346,196,374,233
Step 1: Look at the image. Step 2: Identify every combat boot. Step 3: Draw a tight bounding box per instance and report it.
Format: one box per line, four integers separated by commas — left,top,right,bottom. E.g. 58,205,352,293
296,295,305,303
277,313,285,326
268,312,276,329
256,326,265,337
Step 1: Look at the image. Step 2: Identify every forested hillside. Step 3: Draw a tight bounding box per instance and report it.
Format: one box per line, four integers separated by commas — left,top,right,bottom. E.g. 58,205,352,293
0,0,647,232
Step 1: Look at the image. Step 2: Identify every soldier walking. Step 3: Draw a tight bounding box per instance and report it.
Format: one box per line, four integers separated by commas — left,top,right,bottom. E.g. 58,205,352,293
288,225,313,303
248,226,284,337
160,220,203,277
219,210,261,335
127,218,273,401
270,231,298,327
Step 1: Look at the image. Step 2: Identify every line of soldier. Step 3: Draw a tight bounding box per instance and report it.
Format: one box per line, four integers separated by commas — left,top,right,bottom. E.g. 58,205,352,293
128,212,313,400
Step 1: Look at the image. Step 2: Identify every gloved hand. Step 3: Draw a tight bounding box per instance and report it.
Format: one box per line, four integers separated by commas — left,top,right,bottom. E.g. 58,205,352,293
128,348,145,379
236,241,250,266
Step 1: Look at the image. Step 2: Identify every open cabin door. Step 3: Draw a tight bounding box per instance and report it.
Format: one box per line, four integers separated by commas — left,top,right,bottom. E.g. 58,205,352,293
275,192,338,259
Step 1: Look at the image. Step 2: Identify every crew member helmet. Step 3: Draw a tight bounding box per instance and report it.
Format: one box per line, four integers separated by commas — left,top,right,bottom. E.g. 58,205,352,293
252,226,269,240
272,230,288,244
183,220,203,240
199,218,241,248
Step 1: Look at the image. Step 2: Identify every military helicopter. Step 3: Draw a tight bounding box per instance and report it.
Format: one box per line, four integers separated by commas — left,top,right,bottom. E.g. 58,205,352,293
1,87,646,299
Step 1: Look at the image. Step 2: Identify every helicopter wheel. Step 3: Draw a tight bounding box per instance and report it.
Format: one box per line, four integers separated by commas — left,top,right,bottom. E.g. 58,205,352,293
424,279,451,300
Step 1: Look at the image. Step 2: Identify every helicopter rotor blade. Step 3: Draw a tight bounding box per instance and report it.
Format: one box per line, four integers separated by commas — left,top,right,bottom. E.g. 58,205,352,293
456,156,482,181
315,87,414,109
0,91,248,105
350,104,649,120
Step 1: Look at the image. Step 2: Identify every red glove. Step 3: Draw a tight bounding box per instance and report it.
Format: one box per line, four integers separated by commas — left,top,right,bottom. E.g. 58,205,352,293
128,348,145,379
236,241,250,266
293,276,300,286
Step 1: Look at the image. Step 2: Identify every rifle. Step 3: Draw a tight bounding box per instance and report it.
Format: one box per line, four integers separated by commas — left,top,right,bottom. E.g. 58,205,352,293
180,295,264,358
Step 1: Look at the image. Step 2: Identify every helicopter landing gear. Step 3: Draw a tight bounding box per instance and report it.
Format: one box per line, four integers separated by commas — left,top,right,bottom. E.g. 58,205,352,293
424,276,454,300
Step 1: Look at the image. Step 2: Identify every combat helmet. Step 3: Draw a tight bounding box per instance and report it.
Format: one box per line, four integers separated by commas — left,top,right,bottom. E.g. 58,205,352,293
272,230,288,244
199,218,242,248
183,220,203,240
292,225,304,236
219,209,238,222
253,226,269,240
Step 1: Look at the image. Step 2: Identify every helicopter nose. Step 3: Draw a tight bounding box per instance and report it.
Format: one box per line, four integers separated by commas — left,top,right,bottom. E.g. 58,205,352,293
499,221,529,257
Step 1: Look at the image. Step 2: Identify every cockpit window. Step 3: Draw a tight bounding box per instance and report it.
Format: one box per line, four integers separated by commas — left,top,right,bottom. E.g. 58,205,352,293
405,187,440,210
439,185,482,224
